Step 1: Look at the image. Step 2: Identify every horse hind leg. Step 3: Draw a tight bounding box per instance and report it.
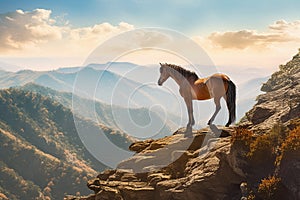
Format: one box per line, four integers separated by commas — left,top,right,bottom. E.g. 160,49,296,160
208,97,221,125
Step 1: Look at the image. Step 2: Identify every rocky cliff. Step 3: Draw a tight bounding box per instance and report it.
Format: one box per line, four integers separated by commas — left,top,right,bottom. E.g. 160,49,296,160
241,49,300,133
66,50,300,200
67,124,300,200
66,127,244,200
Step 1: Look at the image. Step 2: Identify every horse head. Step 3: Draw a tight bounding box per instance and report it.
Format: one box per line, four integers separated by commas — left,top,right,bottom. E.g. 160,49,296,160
158,63,170,86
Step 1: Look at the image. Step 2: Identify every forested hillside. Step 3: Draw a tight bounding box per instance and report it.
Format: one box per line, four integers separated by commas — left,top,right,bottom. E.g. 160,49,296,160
0,88,134,199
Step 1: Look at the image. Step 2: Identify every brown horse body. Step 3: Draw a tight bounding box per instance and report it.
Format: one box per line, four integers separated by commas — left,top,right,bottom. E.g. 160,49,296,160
158,63,236,131
192,74,229,100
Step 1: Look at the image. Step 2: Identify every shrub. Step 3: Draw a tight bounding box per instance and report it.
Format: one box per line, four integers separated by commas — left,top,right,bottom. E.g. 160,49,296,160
281,126,300,152
268,122,287,145
276,125,300,165
247,134,274,162
258,175,281,200
231,127,253,147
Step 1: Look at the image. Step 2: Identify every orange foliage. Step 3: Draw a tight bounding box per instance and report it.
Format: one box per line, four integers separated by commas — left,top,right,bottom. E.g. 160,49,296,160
248,134,274,159
276,126,300,165
258,175,281,199
231,127,253,146
281,126,300,152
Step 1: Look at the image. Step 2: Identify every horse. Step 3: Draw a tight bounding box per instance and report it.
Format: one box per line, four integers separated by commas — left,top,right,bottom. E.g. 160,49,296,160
157,63,236,132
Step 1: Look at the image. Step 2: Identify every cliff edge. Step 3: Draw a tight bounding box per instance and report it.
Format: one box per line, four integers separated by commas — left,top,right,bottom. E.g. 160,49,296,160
241,49,300,133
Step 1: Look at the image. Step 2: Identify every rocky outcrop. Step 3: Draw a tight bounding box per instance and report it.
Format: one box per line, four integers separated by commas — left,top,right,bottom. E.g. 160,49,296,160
66,127,253,200
66,123,300,200
241,49,300,133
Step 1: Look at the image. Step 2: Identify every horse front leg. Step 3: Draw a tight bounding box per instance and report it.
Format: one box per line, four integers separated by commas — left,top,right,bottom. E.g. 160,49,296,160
184,97,194,132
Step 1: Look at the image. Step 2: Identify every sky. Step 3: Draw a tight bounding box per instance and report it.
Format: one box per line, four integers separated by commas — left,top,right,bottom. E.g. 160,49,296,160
0,0,300,73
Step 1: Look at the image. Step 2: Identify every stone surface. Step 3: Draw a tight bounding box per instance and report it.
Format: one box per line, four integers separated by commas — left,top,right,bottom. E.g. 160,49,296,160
67,126,251,200
241,49,300,133
278,151,300,199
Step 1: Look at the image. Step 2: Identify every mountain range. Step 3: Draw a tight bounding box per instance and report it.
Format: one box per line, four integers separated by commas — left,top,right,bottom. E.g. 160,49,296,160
19,83,176,139
0,63,185,130
0,62,268,128
0,64,178,109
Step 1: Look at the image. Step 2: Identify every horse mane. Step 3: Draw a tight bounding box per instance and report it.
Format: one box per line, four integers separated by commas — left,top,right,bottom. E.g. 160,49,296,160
165,63,199,81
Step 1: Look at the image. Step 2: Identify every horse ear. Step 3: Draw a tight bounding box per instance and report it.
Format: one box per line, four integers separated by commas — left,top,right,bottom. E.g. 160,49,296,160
159,62,162,66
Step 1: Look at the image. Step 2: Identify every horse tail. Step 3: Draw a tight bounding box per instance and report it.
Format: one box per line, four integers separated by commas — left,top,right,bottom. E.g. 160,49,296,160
225,79,236,126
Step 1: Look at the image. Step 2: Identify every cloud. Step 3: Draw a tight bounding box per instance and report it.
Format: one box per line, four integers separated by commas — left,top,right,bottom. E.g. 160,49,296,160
1,10,299,72
192,20,300,71
67,22,134,42
269,20,300,32
207,20,300,49
0,9,62,51
0,9,134,54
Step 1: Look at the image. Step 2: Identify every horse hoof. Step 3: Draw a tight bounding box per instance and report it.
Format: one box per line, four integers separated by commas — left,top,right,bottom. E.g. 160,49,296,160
225,123,230,127
184,132,193,138
186,126,192,132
